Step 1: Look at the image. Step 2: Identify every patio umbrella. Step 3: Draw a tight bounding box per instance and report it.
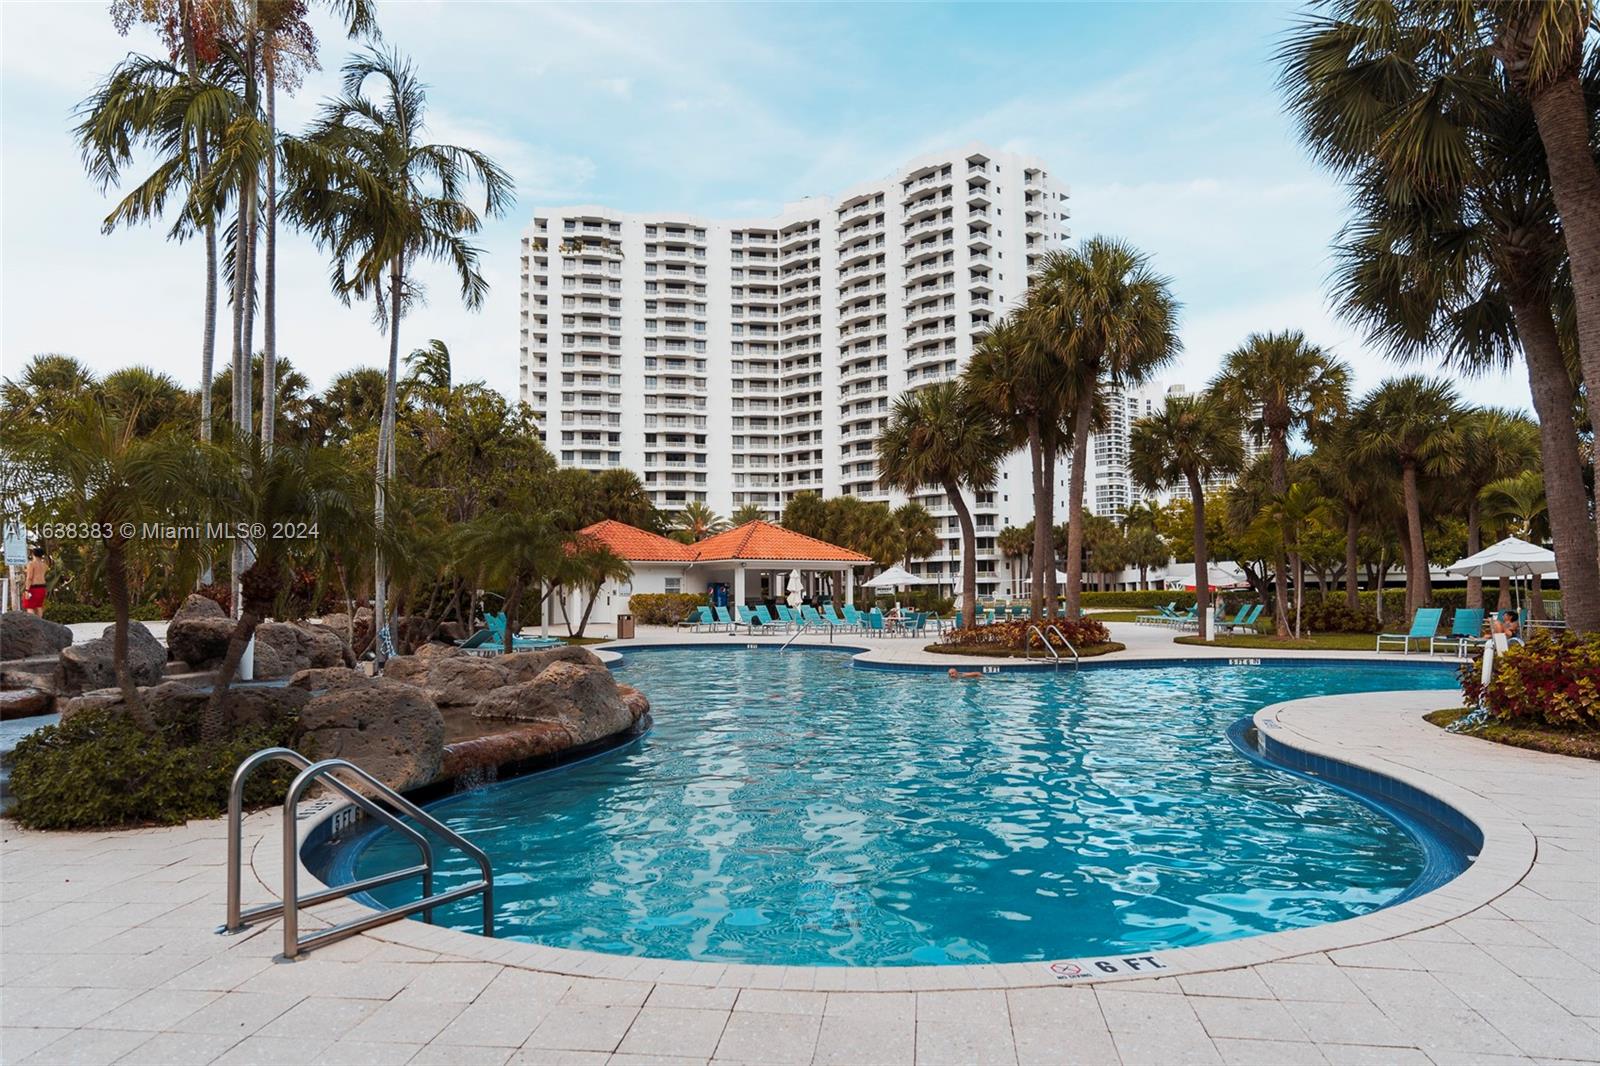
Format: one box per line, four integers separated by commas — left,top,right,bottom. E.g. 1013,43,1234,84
1447,536,1558,614
863,564,932,589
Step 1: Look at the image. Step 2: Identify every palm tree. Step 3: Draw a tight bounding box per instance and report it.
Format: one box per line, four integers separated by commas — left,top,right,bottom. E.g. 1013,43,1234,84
454,503,568,654
996,524,1033,597
1455,409,1540,609
1482,470,1552,620
403,339,453,410
1260,483,1332,639
1026,237,1180,618
281,47,513,665
590,469,660,531
11,399,201,710
1355,377,1464,618
1121,525,1168,591
1279,1,1600,635
1212,331,1350,637
1309,413,1392,612
1129,393,1245,636
671,501,727,543
877,381,1003,621
964,312,1063,616
892,502,938,570
730,503,766,526
312,367,388,445
553,536,632,638
201,434,366,739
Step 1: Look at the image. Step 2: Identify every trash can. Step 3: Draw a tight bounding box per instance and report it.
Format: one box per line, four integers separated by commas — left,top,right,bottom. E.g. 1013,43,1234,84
615,613,635,639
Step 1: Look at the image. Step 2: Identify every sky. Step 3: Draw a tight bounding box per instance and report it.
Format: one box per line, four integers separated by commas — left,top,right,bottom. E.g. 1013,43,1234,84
1,1,1532,412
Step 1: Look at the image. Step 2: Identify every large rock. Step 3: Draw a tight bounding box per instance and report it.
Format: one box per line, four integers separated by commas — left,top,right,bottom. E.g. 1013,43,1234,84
321,608,374,654
288,666,373,693
299,678,444,791
472,660,635,748
0,686,52,719
250,622,346,680
164,594,234,668
58,679,308,738
57,623,165,695
0,611,72,660
496,645,603,684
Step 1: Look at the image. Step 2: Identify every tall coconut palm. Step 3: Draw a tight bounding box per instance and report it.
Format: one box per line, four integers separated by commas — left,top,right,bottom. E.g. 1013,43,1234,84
1355,377,1465,618
1026,237,1180,618
1279,1,1600,634
1212,331,1350,637
964,312,1062,616
996,524,1033,597
1455,408,1540,608
1129,393,1245,637
877,381,1004,621
281,47,513,665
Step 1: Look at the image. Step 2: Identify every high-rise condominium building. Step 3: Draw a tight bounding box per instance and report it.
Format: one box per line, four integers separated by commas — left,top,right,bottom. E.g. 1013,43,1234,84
520,143,1069,597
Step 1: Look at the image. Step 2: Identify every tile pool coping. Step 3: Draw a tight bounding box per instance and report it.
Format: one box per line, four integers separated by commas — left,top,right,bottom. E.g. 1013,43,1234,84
270,667,1536,992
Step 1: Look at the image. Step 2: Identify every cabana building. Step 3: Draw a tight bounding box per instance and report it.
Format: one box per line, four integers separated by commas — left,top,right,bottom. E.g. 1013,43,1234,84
555,519,872,627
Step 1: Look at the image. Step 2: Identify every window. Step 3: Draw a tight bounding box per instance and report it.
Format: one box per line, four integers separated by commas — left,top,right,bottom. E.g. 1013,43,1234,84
664,577,681,594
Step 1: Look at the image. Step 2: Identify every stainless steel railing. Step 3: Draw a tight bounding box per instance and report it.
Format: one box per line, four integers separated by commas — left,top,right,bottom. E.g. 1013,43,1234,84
221,747,494,959
1025,623,1080,667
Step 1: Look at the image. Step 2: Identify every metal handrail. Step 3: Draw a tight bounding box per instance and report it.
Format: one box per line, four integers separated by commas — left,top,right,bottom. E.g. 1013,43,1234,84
1045,624,1081,667
781,619,814,650
221,747,494,959
1024,624,1058,664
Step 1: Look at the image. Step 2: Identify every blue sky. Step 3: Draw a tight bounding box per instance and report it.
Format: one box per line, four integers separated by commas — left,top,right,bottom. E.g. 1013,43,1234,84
1,1,1530,411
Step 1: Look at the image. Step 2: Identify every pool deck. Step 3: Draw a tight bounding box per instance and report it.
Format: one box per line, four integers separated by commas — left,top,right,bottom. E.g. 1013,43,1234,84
3,626,1597,1064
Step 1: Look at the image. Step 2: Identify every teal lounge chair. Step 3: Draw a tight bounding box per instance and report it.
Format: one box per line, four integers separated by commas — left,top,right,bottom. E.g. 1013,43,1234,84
843,604,865,629
677,606,714,632
714,605,737,632
824,604,851,630
866,607,886,634
1215,604,1263,634
755,605,778,630
775,604,797,629
1212,605,1251,632
902,610,928,637
1165,605,1199,629
737,605,769,633
1430,608,1486,656
801,605,825,628
1376,607,1444,654
1136,601,1179,625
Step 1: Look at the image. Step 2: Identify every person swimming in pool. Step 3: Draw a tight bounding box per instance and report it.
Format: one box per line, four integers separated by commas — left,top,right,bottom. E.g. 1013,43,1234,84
948,667,983,680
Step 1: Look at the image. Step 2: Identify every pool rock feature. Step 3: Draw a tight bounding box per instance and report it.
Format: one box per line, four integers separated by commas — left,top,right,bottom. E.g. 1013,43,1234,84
249,622,347,680
384,644,648,783
300,676,444,791
59,680,310,736
165,595,235,668
0,611,73,659
57,622,166,695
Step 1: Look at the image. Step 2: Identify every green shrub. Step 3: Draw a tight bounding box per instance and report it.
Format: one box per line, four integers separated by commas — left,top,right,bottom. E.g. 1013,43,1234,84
6,707,300,830
41,601,165,625
1289,599,1381,633
1080,590,1198,609
1459,632,1600,731
868,590,954,615
627,592,708,625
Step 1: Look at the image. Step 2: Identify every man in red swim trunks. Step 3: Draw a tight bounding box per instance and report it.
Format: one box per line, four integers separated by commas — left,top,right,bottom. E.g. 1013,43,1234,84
22,548,47,616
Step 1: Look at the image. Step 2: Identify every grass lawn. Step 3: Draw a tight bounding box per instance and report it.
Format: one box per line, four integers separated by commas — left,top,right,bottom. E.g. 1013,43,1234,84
1425,708,1600,761
1086,610,1146,623
559,636,612,646
1174,631,1381,651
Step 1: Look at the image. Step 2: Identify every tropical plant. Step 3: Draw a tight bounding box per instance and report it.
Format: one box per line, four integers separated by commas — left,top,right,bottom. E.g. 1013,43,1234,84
1025,237,1180,617
1309,412,1393,611
1455,408,1541,608
1121,525,1168,591
730,503,766,526
669,501,727,543
996,524,1033,597
551,535,632,638
454,502,568,654
1482,469,1552,620
281,46,513,664
876,381,1004,618
1212,331,1350,636
1355,377,1465,618
1129,393,1245,635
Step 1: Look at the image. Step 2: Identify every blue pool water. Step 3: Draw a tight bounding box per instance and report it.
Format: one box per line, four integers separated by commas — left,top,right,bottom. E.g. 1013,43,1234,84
340,650,1460,966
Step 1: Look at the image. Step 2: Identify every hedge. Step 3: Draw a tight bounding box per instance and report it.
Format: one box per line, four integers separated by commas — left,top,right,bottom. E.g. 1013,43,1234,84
1459,632,1600,731
930,617,1112,654
42,601,166,625
627,592,708,625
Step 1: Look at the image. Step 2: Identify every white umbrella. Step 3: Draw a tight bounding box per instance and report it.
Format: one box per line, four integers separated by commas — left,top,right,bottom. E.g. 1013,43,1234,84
863,564,932,589
1447,536,1558,578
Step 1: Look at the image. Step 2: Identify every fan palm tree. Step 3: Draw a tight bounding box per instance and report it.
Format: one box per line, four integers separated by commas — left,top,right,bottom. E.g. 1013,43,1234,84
893,502,938,570
312,367,388,445
730,503,766,526
671,500,727,543
1355,377,1465,618
964,312,1063,616
1129,393,1245,636
1309,413,1392,611
1279,2,1600,634
281,47,513,664
995,525,1032,598
877,381,1004,620
591,469,661,531
1482,470,1552,620
1121,525,1168,592
1455,408,1540,608
1025,237,1180,618
1212,331,1350,637
211,355,313,441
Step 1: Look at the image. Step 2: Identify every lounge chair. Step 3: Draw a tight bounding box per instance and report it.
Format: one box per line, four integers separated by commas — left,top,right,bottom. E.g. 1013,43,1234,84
866,607,886,634
1136,601,1179,625
737,605,770,634
677,606,714,632
1212,605,1251,632
1165,605,1199,630
457,629,500,656
800,604,826,628
483,613,563,650
824,604,851,630
842,604,865,630
755,605,779,631
714,605,737,632
1430,608,1486,657
1376,607,1444,654
775,604,797,629
1214,604,1263,634
902,611,928,638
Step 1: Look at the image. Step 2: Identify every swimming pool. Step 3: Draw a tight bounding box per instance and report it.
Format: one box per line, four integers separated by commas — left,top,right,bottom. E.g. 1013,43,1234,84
332,649,1465,967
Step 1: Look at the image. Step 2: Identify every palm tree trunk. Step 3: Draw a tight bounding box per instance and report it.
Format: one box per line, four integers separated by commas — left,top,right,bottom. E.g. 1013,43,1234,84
1188,471,1210,639
945,479,979,627
1528,71,1600,512
1509,294,1600,633
1401,463,1427,617
502,578,523,654
1497,575,1512,612
105,538,141,713
261,70,277,451
1027,421,1045,619
1465,499,1483,610
1529,574,1546,622
374,260,405,666
1344,509,1360,612
204,606,261,744
1064,392,1093,619
1043,444,1059,617
1269,430,1290,638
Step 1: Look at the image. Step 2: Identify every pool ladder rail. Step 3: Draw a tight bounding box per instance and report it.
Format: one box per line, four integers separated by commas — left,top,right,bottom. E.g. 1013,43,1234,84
220,746,494,959
1025,623,1080,667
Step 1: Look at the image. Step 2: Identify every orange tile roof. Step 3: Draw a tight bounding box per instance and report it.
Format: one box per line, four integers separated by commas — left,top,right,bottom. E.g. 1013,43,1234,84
690,521,872,563
576,519,695,562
